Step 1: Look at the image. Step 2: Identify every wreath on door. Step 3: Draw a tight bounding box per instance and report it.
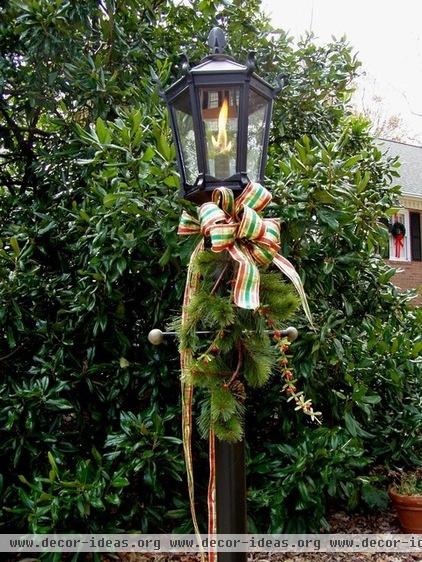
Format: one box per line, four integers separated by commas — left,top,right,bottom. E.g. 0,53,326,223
391,221,406,237
391,221,406,258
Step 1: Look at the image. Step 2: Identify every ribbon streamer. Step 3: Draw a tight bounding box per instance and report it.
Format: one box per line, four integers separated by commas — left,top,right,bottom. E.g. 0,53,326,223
394,232,404,258
178,182,313,561
180,240,207,562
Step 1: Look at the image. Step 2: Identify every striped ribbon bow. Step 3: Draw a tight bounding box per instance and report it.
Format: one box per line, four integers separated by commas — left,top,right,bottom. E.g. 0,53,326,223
179,181,313,323
177,182,313,562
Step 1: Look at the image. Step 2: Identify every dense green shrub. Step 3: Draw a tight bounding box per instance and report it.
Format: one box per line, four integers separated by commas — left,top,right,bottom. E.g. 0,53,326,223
0,0,421,544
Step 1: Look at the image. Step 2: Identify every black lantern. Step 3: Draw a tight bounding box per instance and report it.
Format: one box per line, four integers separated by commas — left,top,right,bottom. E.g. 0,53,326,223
163,28,283,202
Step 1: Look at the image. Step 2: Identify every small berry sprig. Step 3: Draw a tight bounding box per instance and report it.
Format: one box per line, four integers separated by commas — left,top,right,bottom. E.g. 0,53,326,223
261,308,322,424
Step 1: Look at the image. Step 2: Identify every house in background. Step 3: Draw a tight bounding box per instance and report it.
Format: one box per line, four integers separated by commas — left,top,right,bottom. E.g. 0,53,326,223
381,139,422,298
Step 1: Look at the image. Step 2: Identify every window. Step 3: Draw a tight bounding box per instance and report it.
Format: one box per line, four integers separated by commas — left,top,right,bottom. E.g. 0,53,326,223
208,91,219,109
410,212,422,261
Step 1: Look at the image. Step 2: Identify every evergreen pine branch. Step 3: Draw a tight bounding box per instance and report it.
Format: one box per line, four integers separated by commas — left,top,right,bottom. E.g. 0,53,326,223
198,399,211,439
193,249,229,279
210,385,244,423
260,272,300,321
187,292,235,330
185,356,229,388
174,249,305,443
214,416,244,442
216,324,243,353
167,315,200,352
242,333,277,387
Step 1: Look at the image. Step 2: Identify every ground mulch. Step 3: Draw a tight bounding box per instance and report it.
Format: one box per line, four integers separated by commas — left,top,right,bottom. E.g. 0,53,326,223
111,509,422,562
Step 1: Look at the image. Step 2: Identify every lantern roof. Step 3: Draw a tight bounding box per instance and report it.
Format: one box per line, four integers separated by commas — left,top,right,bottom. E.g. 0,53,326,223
190,55,247,74
164,27,281,101
164,52,276,101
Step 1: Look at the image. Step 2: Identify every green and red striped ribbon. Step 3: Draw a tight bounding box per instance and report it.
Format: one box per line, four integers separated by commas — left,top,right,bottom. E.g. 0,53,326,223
178,182,313,561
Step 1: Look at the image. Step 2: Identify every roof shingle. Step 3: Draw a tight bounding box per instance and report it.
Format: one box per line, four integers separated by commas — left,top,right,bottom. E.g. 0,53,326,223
380,139,422,198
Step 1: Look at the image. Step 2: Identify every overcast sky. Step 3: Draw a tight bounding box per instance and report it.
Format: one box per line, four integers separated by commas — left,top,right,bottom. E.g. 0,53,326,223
262,0,422,145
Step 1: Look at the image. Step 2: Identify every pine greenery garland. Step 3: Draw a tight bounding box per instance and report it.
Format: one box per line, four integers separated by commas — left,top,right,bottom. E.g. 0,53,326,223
173,250,320,443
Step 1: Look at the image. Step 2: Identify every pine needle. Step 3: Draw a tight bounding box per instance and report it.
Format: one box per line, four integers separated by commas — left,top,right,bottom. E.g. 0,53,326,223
214,416,244,442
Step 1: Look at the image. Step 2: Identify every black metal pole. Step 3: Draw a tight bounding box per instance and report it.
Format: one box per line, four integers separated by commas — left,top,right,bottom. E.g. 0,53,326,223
215,438,247,562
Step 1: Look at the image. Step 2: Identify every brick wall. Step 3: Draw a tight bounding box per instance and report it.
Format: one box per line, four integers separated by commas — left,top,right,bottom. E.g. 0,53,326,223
387,259,422,304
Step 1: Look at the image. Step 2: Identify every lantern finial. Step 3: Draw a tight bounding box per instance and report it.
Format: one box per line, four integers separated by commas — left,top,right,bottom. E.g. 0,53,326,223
208,27,226,54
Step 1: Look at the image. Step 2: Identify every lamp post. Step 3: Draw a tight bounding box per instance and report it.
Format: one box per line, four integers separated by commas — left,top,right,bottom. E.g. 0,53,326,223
159,27,285,562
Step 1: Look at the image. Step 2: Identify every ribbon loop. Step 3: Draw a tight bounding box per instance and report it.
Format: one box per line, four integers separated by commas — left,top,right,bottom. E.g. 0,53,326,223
237,205,265,240
208,222,237,252
198,202,227,237
178,210,200,235
212,186,235,216
235,180,272,213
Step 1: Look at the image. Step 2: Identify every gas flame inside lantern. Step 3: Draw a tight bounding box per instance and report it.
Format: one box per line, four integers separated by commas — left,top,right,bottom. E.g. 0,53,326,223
212,98,232,154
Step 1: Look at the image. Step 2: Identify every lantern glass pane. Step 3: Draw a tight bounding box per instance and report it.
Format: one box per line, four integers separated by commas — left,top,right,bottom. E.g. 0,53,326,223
247,89,268,182
173,91,198,185
199,87,239,179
